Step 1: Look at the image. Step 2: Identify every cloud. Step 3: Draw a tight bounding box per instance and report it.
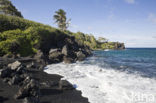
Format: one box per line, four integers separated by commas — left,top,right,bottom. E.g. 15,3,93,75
124,0,135,4
148,13,156,24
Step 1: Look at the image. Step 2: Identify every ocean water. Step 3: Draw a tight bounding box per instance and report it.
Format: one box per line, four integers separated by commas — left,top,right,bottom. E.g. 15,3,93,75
45,48,156,103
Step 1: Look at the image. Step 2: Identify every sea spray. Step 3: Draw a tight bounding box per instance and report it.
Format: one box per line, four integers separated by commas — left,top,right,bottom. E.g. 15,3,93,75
45,49,156,103
45,62,156,103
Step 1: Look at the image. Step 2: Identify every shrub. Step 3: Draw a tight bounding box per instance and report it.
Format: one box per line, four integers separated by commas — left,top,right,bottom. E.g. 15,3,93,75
0,14,53,32
0,29,36,56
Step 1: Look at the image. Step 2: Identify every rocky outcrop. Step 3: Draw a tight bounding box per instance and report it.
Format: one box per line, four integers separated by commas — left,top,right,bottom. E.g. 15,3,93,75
0,58,89,103
47,37,92,64
0,68,12,78
114,42,125,50
62,45,69,56
48,49,63,63
76,51,86,61
63,56,74,63
15,79,40,100
0,60,40,103
8,61,21,70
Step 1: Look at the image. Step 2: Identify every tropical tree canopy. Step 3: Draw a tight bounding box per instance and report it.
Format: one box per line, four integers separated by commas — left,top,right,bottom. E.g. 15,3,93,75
0,0,23,17
53,9,70,31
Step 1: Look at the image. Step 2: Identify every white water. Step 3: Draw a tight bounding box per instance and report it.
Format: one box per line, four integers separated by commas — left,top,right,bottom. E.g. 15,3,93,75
44,62,156,103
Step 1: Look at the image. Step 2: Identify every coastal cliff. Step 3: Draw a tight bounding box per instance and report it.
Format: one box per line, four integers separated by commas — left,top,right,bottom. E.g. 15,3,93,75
0,14,91,103
0,14,124,103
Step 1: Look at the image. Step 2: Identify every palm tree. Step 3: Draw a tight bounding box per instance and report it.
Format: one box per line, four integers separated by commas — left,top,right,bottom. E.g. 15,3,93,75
0,0,23,18
53,9,70,31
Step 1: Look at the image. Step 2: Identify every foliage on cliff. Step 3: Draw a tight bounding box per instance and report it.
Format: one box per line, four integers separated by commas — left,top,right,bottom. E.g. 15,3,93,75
66,31,125,50
0,0,23,17
0,15,124,56
0,15,73,56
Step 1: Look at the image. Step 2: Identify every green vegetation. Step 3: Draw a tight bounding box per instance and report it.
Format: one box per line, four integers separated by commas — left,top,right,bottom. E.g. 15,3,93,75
0,14,65,56
0,0,23,17
0,14,52,32
66,31,124,50
53,9,71,31
0,14,124,56
66,31,98,49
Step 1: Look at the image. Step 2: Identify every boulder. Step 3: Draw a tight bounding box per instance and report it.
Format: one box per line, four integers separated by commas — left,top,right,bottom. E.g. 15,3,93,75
84,47,92,56
3,78,10,83
76,51,86,61
15,54,21,59
16,66,26,75
0,68,12,78
49,49,58,54
26,62,36,69
15,79,39,99
65,37,74,45
33,50,46,70
15,86,29,99
59,80,74,90
62,45,69,56
63,56,74,63
8,61,21,70
22,76,32,86
49,49,63,63
34,50,44,59
2,54,15,59
8,74,23,85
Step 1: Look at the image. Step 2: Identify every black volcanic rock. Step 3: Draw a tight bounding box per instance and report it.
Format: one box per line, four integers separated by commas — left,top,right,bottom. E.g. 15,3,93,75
62,45,70,56
0,57,89,103
49,48,63,63
59,80,74,90
63,56,74,63
114,42,125,50
0,68,12,78
15,79,40,99
76,51,86,61
8,74,23,85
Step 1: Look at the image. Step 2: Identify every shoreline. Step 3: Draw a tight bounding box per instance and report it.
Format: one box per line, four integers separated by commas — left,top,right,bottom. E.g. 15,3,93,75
45,59,156,103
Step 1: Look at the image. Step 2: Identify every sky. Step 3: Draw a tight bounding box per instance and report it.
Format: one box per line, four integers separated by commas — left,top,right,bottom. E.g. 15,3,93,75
11,0,156,47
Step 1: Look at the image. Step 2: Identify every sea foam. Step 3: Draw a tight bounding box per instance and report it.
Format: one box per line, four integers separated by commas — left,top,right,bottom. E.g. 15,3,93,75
45,62,156,103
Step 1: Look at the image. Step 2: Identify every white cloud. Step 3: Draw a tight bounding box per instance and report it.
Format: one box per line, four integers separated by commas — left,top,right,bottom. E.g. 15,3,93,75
124,0,135,4
148,13,156,24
